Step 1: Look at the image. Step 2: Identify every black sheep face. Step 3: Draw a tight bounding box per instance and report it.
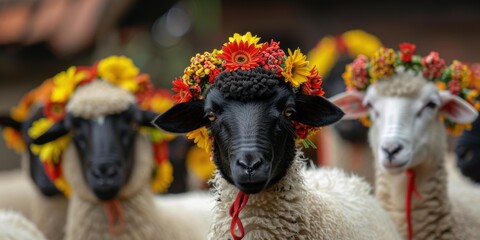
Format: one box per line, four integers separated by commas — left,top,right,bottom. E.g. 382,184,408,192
154,69,344,194
0,108,61,197
32,105,158,201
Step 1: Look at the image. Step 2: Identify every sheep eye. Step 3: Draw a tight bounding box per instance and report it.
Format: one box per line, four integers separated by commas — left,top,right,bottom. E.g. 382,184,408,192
426,101,437,109
283,107,295,117
207,112,217,122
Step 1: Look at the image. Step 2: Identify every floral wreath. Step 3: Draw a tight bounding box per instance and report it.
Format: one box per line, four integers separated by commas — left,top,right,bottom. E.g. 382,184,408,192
308,29,383,77
172,32,325,153
26,56,175,196
342,42,480,136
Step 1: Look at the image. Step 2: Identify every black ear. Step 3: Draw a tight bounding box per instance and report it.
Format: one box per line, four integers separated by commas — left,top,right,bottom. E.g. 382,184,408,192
0,113,21,130
138,110,160,127
32,118,70,145
291,94,345,127
152,101,208,133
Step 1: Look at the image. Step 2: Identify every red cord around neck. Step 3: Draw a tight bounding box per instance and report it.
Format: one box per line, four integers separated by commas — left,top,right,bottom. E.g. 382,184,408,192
229,192,250,240
405,169,423,240
103,199,125,235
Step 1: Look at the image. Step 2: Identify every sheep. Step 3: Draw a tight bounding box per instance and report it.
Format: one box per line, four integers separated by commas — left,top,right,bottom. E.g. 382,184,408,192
331,44,480,239
31,58,210,240
153,32,401,239
0,209,47,240
0,79,68,240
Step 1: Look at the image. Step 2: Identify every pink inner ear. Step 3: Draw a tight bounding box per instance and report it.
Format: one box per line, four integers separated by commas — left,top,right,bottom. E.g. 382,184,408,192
329,92,369,120
440,94,479,124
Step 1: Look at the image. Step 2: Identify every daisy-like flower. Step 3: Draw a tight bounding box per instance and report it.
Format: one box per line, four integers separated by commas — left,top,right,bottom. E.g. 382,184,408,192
301,67,324,96
44,100,66,121
172,78,194,103
227,32,261,47
186,145,215,181
151,141,174,193
282,48,310,88
186,127,212,153
97,55,140,92
51,66,88,103
217,39,262,71
29,118,71,164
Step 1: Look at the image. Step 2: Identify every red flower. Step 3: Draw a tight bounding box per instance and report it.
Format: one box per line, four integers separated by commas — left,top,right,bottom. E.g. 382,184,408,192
258,40,285,76
448,79,461,96
399,42,416,62
208,68,221,84
351,55,369,88
422,51,445,79
43,161,61,180
44,100,66,121
301,67,324,96
293,121,317,139
76,64,97,85
217,40,261,71
172,78,194,103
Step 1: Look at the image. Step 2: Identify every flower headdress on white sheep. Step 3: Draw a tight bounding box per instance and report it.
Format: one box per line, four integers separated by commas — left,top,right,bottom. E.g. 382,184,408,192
342,42,480,135
26,56,175,196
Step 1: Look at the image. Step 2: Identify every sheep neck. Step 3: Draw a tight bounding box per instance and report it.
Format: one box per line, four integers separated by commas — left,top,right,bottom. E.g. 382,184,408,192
375,151,460,239
64,187,160,240
209,150,314,239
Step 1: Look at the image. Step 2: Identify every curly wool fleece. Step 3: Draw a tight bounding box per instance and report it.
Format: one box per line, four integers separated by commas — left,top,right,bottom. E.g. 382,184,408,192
208,149,400,240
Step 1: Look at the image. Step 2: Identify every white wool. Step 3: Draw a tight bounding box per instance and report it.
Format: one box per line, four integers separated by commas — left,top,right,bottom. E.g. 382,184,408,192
62,135,209,240
208,149,400,239
66,80,135,119
0,209,47,240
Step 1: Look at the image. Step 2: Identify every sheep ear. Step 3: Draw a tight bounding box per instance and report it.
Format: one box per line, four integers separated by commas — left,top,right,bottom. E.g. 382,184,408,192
292,94,344,127
0,113,21,130
138,110,160,128
152,101,208,133
329,91,369,119
440,91,479,124
32,118,71,145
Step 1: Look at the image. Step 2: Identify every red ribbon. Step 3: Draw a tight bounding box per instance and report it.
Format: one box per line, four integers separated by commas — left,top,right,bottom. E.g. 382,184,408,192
103,200,125,235
229,192,250,240
405,169,423,240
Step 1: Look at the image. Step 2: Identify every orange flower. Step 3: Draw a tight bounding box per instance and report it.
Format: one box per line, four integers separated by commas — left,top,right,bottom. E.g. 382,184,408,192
217,40,261,71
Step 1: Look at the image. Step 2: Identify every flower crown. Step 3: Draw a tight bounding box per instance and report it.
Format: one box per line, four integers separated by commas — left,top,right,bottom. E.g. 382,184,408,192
171,32,325,152
28,56,175,196
343,43,480,136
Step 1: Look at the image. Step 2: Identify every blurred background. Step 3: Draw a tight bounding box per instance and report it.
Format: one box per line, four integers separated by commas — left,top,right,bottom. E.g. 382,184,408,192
1,0,480,185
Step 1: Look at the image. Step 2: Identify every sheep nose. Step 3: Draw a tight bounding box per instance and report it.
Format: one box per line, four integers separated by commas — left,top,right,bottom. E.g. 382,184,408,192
235,152,264,174
91,162,119,181
381,141,404,162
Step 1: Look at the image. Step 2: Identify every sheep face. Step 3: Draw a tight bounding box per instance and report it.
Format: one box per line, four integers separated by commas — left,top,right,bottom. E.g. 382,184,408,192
32,105,157,200
0,108,61,197
331,74,478,174
154,84,344,194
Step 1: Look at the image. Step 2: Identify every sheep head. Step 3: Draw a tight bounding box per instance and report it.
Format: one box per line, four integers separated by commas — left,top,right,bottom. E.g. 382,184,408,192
331,46,479,174
154,66,343,194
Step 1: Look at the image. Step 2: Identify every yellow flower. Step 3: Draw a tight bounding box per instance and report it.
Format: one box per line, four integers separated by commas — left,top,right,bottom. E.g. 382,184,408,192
51,67,87,102
29,118,70,164
97,56,140,92
186,127,212,153
435,81,447,91
282,48,310,88
54,177,71,197
342,30,382,58
307,36,338,77
139,127,176,142
2,128,25,154
151,160,174,193
369,47,396,81
359,116,372,127
227,32,261,47
186,145,215,181
342,65,354,88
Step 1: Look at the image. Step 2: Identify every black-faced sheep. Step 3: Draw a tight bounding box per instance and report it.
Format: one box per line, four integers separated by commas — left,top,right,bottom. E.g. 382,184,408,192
331,43,480,239
31,57,209,240
154,32,401,239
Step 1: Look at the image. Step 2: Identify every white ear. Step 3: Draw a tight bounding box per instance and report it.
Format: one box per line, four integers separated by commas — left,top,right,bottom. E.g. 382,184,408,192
329,91,368,120
439,91,479,123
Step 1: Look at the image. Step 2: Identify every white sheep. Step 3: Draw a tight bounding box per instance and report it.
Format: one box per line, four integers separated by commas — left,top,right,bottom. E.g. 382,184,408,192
332,60,480,239
0,209,47,240
153,32,401,239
